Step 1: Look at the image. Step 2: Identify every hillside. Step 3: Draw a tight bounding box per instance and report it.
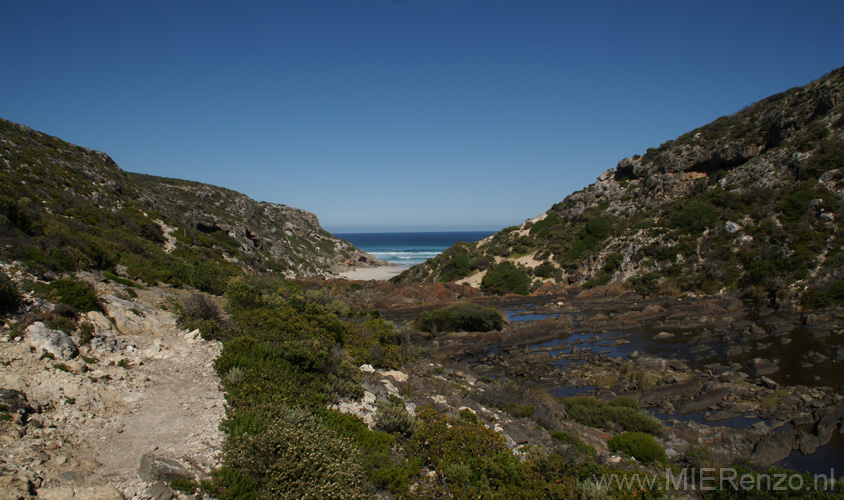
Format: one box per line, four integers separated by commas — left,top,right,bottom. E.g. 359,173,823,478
395,66,844,307
0,118,379,292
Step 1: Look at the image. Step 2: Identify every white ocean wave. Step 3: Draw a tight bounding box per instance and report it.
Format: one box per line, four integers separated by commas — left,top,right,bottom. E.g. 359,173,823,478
371,251,441,258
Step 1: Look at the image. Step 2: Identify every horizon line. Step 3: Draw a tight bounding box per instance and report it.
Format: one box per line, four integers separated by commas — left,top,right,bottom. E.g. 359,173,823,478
326,225,504,234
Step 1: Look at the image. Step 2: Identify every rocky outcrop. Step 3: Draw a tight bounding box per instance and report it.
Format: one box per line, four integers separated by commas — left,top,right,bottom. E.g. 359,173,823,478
25,323,79,360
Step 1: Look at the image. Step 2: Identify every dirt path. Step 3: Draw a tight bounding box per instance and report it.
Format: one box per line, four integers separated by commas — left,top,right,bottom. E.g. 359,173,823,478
0,274,225,499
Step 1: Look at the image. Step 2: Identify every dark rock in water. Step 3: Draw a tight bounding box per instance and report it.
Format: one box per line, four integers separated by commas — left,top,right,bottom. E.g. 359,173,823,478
751,430,795,466
745,358,778,377
795,430,820,455
718,371,749,384
814,404,844,445
138,453,193,483
807,351,829,364
760,376,778,389
678,387,732,414
640,379,703,407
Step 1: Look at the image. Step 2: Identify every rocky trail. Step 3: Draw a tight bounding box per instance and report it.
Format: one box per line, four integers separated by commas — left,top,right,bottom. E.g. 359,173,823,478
0,273,225,500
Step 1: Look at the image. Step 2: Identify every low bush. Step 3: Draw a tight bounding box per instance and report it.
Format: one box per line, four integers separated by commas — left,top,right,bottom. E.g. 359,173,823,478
102,271,144,289
212,407,367,500
178,293,225,340
803,280,844,309
44,278,99,312
667,200,718,234
439,250,472,282
409,406,579,497
629,271,662,297
608,432,667,465
373,396,417,435
532,261,558,279
481,262,532,295
560,396,663,435
549,430,596,455
0,271,22,314
419,303,504,333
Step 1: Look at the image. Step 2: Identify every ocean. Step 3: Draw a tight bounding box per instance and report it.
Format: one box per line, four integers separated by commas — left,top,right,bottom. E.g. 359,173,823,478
335,231,496,267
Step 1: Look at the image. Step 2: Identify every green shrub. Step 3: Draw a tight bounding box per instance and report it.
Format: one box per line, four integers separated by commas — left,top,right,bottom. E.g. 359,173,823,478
549,430,596,455
44,278,99,312
213,407,367,500
533,261,558,279
668,200,718,233
0,271,22,314
373,396,416,435
529,213,562,239
603,252,623,272
178,293,225,340
803,280,844,308
560,397,663,435
564,217,613,263
608,432,667,465
169,477,199,495
799,135,843,179
419,303,505,333
629,272,662,297
78,322,95,344
459,408,479,424
439,251,472,281
481,262,532,295
102,271,144,289
503,402,535,418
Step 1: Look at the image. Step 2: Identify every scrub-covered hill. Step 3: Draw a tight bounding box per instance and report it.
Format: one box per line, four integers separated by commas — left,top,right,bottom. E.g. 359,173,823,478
395,66,844,307
0,118,379,292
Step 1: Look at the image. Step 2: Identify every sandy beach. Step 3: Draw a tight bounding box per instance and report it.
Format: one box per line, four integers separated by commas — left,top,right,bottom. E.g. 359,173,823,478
338,264,409,281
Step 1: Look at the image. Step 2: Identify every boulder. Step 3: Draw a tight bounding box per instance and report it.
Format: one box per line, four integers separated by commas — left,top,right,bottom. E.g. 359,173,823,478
138,453,193,483
0,388,34,416
760,376,778,389
751,430,795,466
745,357,778,377
25,322,78,359
147,481,173,500
678,387,732,414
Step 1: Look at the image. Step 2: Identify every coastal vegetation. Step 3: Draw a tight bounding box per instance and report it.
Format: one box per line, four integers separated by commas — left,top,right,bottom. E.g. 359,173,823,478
418,302,505,333
561,396,663,435
4,67,844,499
393,67,844,309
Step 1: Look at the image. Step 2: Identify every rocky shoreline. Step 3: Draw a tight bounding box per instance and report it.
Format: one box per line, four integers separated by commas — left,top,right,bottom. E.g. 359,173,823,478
411,292,844,474
4,268,844,498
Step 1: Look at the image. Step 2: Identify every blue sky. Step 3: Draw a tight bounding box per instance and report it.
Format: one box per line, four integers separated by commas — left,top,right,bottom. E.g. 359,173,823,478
2,1,843,232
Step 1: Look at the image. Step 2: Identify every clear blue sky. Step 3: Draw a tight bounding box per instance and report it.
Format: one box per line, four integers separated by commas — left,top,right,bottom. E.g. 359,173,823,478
2,1,843,232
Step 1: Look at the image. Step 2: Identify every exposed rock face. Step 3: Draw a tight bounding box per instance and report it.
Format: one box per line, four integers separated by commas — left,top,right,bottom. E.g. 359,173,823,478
25,323,79,360
135,174,381,277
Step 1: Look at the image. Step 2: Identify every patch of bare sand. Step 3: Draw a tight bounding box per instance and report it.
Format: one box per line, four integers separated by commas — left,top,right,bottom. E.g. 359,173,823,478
339,265,408,281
